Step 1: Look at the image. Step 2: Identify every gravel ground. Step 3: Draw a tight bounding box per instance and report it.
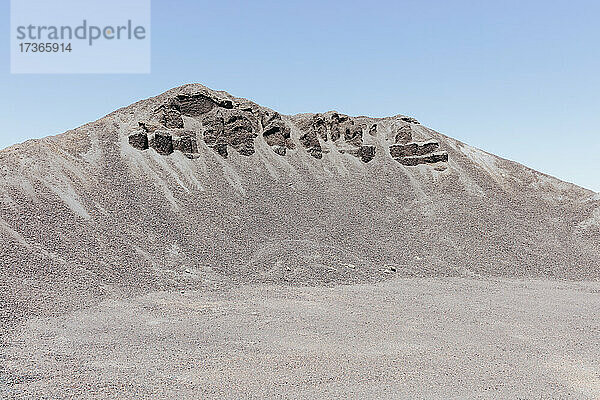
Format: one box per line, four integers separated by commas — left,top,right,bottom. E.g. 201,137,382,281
3,277,600,399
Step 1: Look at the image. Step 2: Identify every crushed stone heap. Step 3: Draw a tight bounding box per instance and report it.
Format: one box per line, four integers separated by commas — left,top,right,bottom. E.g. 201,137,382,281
1,83,598,332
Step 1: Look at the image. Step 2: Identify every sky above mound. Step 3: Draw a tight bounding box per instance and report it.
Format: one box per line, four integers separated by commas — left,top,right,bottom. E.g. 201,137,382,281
1,0,598,192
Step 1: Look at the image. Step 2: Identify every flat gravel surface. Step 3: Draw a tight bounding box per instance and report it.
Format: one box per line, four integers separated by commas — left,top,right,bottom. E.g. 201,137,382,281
3,277,600,399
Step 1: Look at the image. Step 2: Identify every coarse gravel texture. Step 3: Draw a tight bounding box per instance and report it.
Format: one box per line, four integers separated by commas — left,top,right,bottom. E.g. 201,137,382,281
1,83,599,398
3,278,600,399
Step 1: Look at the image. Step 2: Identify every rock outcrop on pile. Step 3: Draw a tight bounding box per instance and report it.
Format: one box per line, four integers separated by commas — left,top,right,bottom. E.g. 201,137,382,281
128,91,449,168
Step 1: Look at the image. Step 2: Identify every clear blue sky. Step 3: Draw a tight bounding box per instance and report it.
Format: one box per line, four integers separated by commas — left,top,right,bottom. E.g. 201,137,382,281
1,0,598,192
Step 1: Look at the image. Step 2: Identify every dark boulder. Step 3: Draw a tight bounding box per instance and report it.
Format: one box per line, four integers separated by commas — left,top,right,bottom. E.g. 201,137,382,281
160,108,184,128
156,99,184,129
331,113,350,123
394,125,413,144
202,109,257,157
202,113,225,145
299,129,323,159
213,143,228,158
263,122,290,145
400,116,419,124
223,110,257,156
154,94,234,128
149,130,174,155
173,130,198,154
369,124,377,136
390,140,440,158
128,131,148,150
202,113,226,156
271,145,287,156
176,94,218,117
260,110,278,127
344,124,363,147
263,117,294,155
396,151,449,166
357,145,376,163
313,114,328,140
328,113,350,141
